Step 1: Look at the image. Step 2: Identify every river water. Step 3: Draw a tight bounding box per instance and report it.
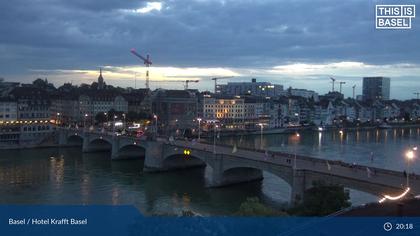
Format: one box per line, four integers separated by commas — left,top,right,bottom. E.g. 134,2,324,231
0,127,419,216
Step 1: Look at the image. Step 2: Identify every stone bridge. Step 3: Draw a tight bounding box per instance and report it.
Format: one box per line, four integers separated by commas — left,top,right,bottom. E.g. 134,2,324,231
58,129,420,205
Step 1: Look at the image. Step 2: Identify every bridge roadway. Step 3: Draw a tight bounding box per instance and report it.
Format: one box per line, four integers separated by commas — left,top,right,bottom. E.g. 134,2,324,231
59,129,420,205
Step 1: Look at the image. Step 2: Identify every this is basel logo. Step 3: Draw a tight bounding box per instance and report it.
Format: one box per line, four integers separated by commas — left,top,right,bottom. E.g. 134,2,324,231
376,5,416,29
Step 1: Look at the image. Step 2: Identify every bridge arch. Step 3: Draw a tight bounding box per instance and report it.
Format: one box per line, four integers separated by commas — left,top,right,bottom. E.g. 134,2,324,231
217,167,264,186
116,144,146,159
67,134,83,146
86,137,112,152
218,157,295,187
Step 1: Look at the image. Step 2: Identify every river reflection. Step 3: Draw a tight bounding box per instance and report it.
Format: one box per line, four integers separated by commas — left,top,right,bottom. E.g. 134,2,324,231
0,148,285,215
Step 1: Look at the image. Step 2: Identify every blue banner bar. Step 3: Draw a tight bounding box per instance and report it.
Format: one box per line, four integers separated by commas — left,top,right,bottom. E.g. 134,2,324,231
1,206,419,236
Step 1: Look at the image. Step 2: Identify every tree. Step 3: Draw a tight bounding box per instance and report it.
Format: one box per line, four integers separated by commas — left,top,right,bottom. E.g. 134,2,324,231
58,83,77,93
32,78,56,91
289,181,351,216
236,197,288,216
32,78,48,88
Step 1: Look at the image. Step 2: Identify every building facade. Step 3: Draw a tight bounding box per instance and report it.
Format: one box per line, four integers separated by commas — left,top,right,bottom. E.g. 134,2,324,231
218,78,283,97
362,77,390,101
0,99,17,122
152,89,198,133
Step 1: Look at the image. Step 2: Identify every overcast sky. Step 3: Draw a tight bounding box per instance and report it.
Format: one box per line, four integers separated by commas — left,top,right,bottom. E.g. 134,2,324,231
0,0,419,99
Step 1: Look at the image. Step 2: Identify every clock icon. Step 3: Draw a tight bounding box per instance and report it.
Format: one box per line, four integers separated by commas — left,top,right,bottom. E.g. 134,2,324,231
384,222,393,232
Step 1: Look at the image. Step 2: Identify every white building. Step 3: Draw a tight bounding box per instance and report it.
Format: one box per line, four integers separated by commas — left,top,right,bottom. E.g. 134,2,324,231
288,88,319,102
203,97,245,120
355,102,373,123
411,103,420,120
381,103,400,120
0,100,17,122
218,78,283,97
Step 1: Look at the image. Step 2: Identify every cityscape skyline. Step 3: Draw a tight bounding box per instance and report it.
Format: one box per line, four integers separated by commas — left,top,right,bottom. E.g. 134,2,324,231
2,67,418,101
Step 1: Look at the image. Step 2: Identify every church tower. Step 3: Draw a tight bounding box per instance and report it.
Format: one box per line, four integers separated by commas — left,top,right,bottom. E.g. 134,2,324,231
98,68,105,90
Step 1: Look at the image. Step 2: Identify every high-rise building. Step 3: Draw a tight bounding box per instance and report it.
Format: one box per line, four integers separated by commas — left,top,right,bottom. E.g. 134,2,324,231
362,77,390,101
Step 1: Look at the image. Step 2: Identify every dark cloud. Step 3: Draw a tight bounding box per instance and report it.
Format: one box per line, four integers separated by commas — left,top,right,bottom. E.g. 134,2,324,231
0,0,419,76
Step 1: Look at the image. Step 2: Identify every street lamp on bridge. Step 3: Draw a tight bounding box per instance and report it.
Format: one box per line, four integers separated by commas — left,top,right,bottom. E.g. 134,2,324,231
197,117,202,141
153,114,158,136
122,113,126,130
258,123,264,149
56,112,61,126
293,132,300,171
84,114,88,131
213,124,219,154
405,149,416,187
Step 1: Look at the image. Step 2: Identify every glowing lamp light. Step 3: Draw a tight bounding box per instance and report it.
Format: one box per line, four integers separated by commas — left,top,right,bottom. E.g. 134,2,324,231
339,130,344,135
406,150,415,160
183,149,191,156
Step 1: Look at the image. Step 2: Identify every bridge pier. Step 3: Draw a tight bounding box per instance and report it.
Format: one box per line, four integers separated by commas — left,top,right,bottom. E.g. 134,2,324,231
81,134,90,152
291,170,307,205
143,142,165,172
58,130,67,146
111,137,120,160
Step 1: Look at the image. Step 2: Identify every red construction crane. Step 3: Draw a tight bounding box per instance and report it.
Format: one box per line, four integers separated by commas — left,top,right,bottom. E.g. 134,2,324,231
130,48,152,89
211,76,233,93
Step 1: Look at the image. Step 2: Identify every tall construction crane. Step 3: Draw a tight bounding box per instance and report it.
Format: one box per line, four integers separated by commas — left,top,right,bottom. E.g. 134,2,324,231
212,76,234,93
352,85,356,99
149,79,199,90
330,77,336,92
339,81,346,94
130,48,152,89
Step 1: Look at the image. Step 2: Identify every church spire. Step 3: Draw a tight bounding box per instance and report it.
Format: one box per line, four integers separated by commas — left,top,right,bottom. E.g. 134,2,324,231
98,67,105,90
